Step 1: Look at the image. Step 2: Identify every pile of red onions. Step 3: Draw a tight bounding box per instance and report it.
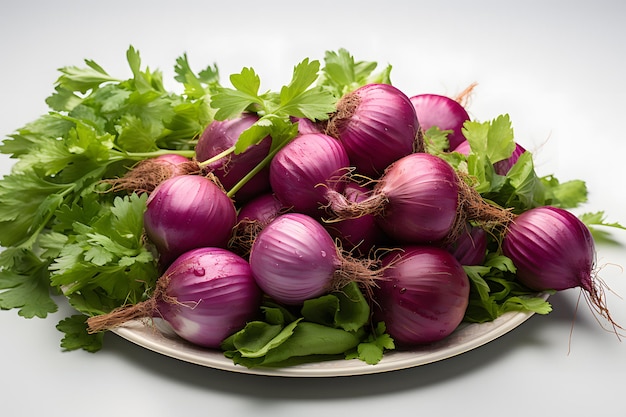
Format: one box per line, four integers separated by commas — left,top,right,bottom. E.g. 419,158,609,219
87,80,617,357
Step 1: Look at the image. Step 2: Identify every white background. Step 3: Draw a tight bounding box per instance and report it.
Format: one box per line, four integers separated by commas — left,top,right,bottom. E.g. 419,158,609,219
1,1,625,416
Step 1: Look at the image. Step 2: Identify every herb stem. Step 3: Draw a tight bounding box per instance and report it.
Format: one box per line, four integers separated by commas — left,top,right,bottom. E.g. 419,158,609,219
197,145,236,168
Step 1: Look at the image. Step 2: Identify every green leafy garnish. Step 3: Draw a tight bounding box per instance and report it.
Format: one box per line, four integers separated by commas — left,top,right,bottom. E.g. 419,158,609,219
0,46,211,350
317,48,392,97
463,253,553,323
222,283,394,367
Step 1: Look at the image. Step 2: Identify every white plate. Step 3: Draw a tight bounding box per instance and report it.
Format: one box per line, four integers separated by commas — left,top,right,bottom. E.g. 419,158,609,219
112,293,548,377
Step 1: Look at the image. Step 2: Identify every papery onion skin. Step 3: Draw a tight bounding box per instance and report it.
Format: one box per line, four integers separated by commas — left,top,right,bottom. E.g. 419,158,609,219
196,113,272,202
144,175,237,266
248,213,341,305
375,153,459,243
269,133,350,217
502,206,595,292
373,246,470,346
156,247,262,348
410,93,470,151
329,83,419,178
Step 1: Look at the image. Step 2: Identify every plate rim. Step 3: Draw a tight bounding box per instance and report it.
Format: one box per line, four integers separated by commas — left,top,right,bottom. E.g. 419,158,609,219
112,293,548,377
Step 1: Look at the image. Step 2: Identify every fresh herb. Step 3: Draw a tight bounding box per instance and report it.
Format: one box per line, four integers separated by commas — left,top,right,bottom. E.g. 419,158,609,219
0,46,214,350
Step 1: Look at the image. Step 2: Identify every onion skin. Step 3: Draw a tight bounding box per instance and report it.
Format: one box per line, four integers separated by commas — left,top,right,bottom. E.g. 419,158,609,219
229,193,286,258
237,193,285,225
269,133,350,217
156,247,262,348
375,153,459,243
410,93,470,151
324,182,383,255
446,223,488,266
374,246,470,346
196,113,272,202
144,175,237,266
248,213,341,305
329,83,419,178
502,206,595,292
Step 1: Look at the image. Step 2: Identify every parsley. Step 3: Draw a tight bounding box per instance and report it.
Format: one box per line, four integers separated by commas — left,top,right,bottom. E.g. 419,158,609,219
0,46,214,350
317,48,392,97
463,253,553,323
206,58,337,197
458,114,589,212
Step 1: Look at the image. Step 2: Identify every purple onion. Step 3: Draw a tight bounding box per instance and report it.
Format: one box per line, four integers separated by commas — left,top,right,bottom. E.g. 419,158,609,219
87,247,262,349
155,247,262,348
237,193,285,225
324,182,384,255
196,113,272,202
249,213,379,305
144,175,237,266
446,223,488,265
328,83,420,178
410,93,470,151
374,153,459,243
229,193,286,257
502,206,619,328
503,206,595,292
373,246,470,346
269,133,350,217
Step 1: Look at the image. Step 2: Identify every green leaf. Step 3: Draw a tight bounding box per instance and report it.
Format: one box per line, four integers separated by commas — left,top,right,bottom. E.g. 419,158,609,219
0,171,71,247
174,53,219,99
319,48,391,97
56,315,103,352
49,193,158,304
346,322,395,365
0,248,57,318
302,282,370,332
463,114,515,164
540,175,588,208
53,60,120,94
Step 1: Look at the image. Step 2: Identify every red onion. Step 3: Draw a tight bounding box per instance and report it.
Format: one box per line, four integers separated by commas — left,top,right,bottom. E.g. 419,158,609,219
248,213,379,305
196,113,272,202
324,181,384,255
229,193,286,257
410,93,470,151
446,223,488,266
373,246,470,346
328,153,459,244
291,116,323,135
269,133,350,217
87,247,262,349
327,83,420,178
144,175,237,266
503,206,621,329
454,139,526,175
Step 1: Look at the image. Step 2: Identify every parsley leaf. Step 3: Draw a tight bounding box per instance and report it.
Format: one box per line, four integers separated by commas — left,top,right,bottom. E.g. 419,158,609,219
318,48,392,97
56,315,103,352
210,57,336,153
463,253,553,323
0,248,57,318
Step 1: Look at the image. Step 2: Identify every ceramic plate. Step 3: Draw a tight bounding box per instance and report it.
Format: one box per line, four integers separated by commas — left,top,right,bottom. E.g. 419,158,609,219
112,293,547,377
